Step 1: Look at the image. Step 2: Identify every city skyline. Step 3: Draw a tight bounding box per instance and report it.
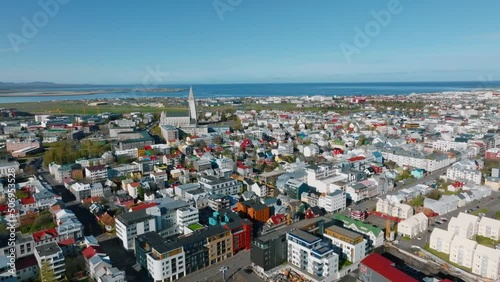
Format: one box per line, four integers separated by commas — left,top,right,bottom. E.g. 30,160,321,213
1,0,500,84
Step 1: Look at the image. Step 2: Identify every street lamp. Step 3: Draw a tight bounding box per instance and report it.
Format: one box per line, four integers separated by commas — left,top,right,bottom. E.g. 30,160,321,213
220,266,229,282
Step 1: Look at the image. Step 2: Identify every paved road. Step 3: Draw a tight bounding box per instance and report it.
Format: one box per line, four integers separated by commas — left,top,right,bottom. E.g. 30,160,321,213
177,250,253,282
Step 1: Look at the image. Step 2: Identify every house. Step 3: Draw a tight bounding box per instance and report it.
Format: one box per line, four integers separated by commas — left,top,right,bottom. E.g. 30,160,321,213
429,228,454,254
449,237,477,269
34,243,65,281
85,165,108,184
237,199,270,222
448,212,479,239
318,189,346,213
477,217,500,240
397,212,428,239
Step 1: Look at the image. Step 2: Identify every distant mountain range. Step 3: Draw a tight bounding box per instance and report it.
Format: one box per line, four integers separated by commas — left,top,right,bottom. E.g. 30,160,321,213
0,81,95,89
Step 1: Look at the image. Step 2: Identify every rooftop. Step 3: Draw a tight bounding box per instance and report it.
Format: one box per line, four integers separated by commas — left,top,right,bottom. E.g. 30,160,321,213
35,242,61,257
116,209,153,226
288,229,321,245
326,225,363,240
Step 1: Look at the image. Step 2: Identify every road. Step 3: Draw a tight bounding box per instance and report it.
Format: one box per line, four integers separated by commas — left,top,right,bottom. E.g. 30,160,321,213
177,250,257,282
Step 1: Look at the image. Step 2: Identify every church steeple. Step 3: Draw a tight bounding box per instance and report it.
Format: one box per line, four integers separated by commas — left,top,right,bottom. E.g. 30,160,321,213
188,86,197,124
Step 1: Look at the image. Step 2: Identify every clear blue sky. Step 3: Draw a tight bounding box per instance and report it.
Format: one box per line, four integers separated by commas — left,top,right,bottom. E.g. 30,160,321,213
1,0,499,84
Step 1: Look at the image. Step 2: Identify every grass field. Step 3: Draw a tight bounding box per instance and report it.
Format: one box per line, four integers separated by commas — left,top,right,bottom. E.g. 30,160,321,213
1,101,189,115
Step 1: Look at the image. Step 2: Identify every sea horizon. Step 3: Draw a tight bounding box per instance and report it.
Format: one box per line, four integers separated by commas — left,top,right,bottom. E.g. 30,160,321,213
1,80,500,103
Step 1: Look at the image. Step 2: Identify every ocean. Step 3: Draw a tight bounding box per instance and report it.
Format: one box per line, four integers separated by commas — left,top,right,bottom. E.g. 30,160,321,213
1,81,500,103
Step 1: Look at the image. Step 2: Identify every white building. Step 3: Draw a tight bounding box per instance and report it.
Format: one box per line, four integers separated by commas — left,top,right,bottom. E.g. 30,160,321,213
448,213,480,239
376,199,413,219
477,217,500,240
381,147,456,172
85,165,108,184
199,176,243,196
318,189,346,213
449,237,477,269
431,140,468,152
472,245,500,280
97,267,126,282
447,161,482,185
287,229,339,281
346,179,379,203
324,225,366,263
333,214,384,250
0,161,20,177
176,206,199,234
250,182,268,198
116,210,157,250
397,212,428,239
34,242,65,281
429,228,454,254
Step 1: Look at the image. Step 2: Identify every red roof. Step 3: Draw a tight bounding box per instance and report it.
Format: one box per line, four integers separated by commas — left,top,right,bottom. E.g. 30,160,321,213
33,229,58,242
361,253,418,282
82,246,106,260
21,196,36,205
269,214,286,225
348,156,366,162
130,202,158,211
58,237,76,246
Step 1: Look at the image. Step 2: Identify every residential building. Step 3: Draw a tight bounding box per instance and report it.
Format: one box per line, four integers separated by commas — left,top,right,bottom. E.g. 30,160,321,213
237,199,270,222
85,165,108,184
176,207,199,234
207,194,230,211
429,228,454,254
70,182,91,202
98,267,126,282
485,148,500,161
324,225,366,263
249,182,268,198
381,147,456,172
376,199,413,219
160,124,179,141
199,176,243,196
0,161,20,177
448,213,480,239
397,212,428,239
174,183,201,199
208,210,253,254
318,189,346,213
477,217,500,240
472,245,500,280
116,210,156,250
447,161,482,185
34,243,65,281
333,214,384,250
287,230,339,281
449,237,477,269
346,179,379,203
284,179,309,200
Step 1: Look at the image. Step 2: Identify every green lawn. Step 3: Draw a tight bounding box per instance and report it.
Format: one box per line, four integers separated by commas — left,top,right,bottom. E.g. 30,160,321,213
402,236,411,241
188,223,205,231
339,260,353,270
472,208,488,216
423,245,472,272
475,235,499,248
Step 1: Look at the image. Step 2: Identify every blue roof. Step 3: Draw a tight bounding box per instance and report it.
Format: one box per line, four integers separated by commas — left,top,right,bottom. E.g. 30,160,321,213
372,151,382,158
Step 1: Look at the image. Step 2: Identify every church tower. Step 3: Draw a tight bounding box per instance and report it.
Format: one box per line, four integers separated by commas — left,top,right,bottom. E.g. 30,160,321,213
188,86,197,125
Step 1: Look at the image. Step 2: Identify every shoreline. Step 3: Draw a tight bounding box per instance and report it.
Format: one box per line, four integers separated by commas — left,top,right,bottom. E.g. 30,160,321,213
0,88,186,97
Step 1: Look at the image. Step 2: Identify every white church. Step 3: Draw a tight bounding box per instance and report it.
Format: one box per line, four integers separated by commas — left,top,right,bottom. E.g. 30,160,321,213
160,86,208,135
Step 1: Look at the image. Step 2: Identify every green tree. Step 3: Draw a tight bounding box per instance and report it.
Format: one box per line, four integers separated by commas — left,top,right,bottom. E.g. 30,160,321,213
426,189,442,200
233,116,243,131
357,136,366,146
39,260,58,282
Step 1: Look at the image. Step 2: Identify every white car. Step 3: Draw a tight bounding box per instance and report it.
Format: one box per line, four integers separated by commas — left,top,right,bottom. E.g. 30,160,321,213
417,236,422,240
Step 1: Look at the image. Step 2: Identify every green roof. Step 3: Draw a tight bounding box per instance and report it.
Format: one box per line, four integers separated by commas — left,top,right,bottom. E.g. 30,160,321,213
333,214,382,237
188,223,204,231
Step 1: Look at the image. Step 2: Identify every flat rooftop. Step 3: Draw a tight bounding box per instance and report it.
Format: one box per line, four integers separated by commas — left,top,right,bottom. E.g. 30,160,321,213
288,229,321,245
326,225,363,240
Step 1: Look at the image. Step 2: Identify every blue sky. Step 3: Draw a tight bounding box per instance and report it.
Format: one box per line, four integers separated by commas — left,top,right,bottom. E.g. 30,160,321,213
1,0,499,84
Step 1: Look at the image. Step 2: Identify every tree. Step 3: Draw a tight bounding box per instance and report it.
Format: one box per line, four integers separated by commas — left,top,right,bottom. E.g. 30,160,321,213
137,185,144,200
233,116,243,131
426,189,442,200
384,160,397,170
39,260,57,282
357,136,366,147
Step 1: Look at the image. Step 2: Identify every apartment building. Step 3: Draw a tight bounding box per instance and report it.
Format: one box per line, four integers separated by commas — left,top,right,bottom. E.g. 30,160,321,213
449,237,477,269
199,176,243,196
69,182,91,202
318,189,346,213
448,213,480,239
287,229,339,281
135,226,233,282
0,161,19,177
34,243,65,281
447,161,482,185
237,199,270,222
176,207,199,234
116,210,156,250
397,212,428,239
429,228,455,254
376,199,413,219
333,214,383,250
477,217,500,240
324,225,366,263
472,245,500,280
85,165,108,183
346,179,379,203
381,147,456,172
